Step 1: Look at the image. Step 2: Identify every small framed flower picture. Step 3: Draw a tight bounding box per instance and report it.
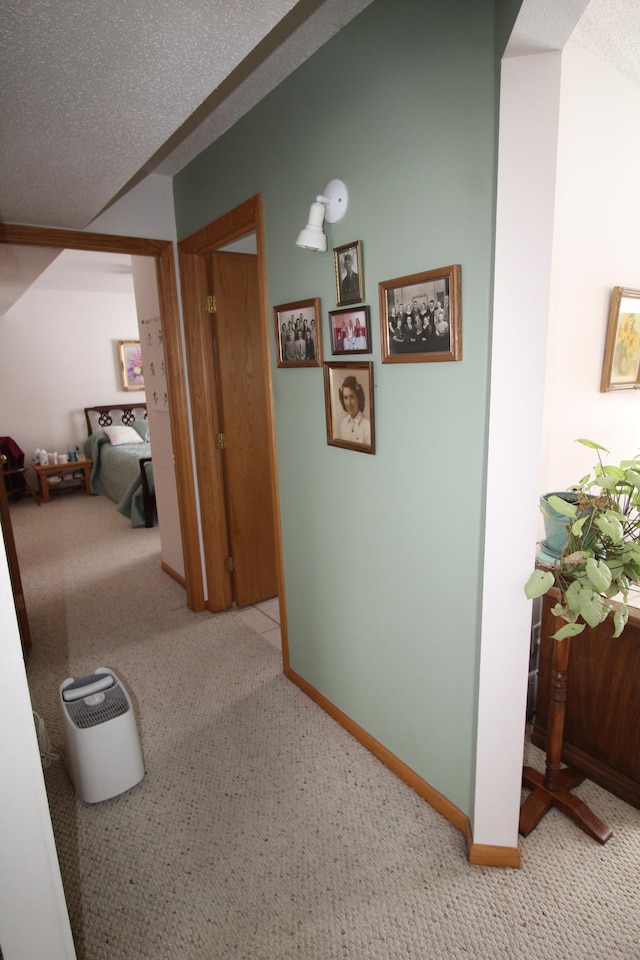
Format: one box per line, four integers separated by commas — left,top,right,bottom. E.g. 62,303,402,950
118,340,144,390
600,286,640,391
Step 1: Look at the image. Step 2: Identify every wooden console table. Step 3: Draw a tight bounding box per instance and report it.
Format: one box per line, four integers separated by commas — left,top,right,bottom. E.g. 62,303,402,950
529,592,640,812
33,459,93,502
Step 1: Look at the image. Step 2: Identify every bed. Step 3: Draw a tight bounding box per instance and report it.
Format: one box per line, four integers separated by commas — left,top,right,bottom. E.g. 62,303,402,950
83,404,155,528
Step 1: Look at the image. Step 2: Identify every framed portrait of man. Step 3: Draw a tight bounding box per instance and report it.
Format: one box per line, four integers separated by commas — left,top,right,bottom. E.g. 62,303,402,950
334,241,364,307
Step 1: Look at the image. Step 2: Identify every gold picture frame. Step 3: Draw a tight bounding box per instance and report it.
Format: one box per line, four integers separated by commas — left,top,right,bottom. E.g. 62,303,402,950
600,286,640,391
273,298,322,367
329,305,371,355
333,241,364,306
379,264,462,364
323,361,375,455
118,340,144,391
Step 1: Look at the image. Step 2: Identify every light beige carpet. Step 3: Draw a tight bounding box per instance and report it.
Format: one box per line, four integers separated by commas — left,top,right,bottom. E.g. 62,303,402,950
10,493,640,960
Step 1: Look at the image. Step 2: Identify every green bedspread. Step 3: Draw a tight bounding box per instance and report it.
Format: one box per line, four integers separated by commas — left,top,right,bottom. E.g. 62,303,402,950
84,431,153,528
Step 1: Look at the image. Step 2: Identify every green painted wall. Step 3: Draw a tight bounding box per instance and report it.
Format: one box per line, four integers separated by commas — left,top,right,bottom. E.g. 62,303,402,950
174,0,502,816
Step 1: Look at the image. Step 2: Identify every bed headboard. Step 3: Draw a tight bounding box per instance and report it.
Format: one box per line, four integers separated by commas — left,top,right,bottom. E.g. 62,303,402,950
84,404,148,435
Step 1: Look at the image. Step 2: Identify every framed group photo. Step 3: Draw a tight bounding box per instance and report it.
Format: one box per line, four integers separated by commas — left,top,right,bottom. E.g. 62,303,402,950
334,241,364,306
323,361,375,455
600,286,640,391
273,297,322,367
329,306,371,355
379,264,462,363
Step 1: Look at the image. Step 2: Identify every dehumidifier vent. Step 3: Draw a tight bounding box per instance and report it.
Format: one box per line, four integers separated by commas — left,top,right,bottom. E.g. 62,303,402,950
59,667,145,803
64,686,130,729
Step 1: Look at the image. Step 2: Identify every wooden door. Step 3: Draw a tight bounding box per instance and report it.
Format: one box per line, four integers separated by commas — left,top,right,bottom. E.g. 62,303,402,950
208,251,278,607
0,477,32,654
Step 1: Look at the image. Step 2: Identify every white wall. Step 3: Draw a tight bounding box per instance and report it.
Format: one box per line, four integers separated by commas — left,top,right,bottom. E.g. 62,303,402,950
0,175,180,958
0,547,76,960
87,173,177,242
474,39,640,851
0,251,141,462
542,41,640,486
132,255,185,577
475,51,563,849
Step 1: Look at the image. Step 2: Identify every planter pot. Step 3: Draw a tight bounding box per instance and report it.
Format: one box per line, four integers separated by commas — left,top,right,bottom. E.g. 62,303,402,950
540,491,580,558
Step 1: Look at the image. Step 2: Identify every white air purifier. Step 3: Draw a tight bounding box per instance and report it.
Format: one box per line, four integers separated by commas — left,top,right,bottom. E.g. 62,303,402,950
59,667,145,803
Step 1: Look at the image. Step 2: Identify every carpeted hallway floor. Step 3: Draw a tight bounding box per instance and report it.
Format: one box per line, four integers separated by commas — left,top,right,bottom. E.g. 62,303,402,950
10,493,640,960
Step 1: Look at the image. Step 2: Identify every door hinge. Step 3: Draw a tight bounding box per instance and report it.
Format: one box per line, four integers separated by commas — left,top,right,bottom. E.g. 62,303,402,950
215,432,226,450
224,557,235,573
14,593,25,612
205,294,216,314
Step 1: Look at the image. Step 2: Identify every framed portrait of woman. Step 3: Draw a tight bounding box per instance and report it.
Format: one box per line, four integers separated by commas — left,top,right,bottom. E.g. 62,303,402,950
323,361,375,455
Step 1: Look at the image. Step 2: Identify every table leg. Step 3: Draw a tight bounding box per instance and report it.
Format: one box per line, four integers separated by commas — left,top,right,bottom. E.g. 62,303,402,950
520,627,612,844
39,474,50,503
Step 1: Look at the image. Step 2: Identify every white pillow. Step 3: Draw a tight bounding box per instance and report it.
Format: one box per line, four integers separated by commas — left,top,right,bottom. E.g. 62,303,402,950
103,425,144,446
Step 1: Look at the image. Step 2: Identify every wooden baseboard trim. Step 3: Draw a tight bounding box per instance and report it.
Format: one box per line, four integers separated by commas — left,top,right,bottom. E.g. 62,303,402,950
286,667,467,829
286,668,521,868
161,562,186,589
464,819,521,868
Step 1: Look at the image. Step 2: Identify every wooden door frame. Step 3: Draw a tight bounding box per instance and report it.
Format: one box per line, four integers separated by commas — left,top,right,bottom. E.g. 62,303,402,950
0,461,32,653
178,195,287,634
0,223,205,611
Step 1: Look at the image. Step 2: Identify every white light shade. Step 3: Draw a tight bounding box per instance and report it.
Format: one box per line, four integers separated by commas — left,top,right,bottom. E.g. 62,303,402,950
296,200,327,252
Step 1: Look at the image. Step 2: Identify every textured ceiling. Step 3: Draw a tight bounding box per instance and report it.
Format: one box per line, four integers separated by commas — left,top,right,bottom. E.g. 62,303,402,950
0,0,639,315
0,0,638,233
0,0,374,230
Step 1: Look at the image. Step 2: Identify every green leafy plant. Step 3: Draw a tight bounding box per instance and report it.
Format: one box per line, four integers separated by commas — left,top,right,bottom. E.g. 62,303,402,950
525,439,640,640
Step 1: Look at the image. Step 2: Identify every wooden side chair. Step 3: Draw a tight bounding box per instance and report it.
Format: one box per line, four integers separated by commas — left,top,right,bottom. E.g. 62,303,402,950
0,437,40,506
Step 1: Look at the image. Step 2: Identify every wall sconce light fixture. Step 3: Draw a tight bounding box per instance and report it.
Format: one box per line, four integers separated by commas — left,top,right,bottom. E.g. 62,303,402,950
296,179,348,252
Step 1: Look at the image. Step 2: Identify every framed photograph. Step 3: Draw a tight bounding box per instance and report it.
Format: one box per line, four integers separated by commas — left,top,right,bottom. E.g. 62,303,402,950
323,361,375,454
334,241,364,306
600,287,640,391
329,306,371,355
118,340,144,390
379,264,462,364
273,298,322,367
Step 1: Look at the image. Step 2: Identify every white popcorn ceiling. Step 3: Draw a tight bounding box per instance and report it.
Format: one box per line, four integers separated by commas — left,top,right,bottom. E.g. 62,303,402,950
0,0,375,229
0,0,637,234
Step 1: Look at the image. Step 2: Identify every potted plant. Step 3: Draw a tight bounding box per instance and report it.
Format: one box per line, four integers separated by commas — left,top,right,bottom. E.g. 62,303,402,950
525,439,640,640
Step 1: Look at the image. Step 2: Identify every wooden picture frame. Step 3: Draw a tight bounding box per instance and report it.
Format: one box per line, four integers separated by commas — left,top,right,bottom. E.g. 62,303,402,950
379,264,462,363
600,286,640,391
273,298,322,367
329,306,371,355
118,340,144,390
334,241,364,306
323,361,375,454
